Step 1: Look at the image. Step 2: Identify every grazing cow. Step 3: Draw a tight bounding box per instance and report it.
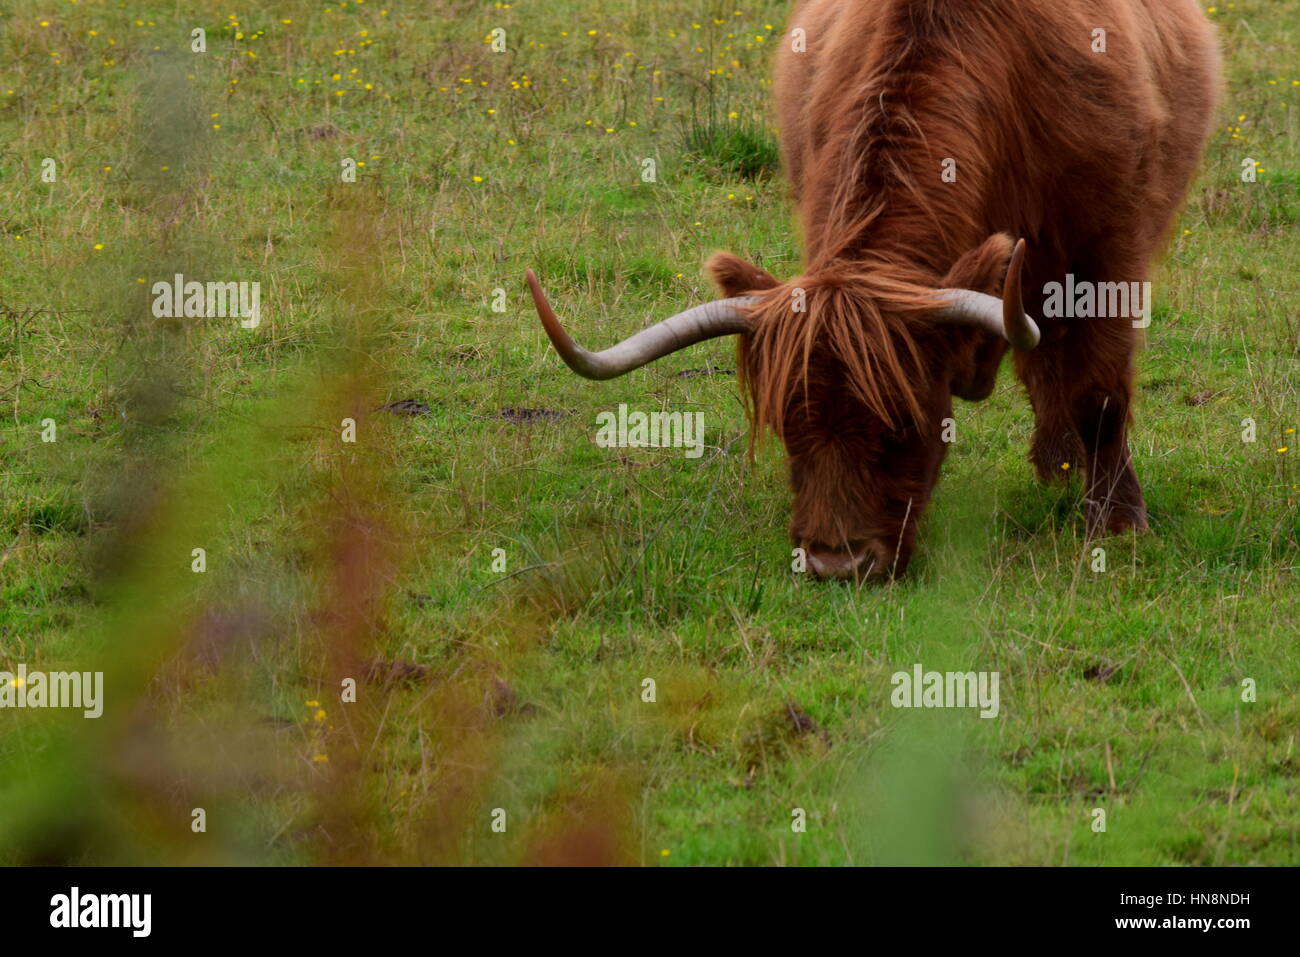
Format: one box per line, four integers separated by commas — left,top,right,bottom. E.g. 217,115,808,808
526,0,1220,580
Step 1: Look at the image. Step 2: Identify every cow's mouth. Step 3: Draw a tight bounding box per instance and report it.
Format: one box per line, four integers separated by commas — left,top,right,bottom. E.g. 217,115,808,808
804,541,884,582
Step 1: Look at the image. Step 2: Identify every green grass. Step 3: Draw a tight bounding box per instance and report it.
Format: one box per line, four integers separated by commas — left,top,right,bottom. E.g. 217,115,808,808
0,0,1297,866
681,117,781,180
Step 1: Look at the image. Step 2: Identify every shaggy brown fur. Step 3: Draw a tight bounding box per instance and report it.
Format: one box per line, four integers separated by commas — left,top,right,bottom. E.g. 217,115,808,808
708,0,1220,579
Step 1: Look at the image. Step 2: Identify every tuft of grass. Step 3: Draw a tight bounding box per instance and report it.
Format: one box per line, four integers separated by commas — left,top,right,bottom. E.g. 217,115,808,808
681,119,781,181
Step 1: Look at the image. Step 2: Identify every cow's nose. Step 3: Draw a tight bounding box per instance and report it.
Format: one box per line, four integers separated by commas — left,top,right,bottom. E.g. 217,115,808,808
804,542,879,581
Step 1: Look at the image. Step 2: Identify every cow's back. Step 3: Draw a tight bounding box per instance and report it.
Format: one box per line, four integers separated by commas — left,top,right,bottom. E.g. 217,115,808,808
774,0,1220,274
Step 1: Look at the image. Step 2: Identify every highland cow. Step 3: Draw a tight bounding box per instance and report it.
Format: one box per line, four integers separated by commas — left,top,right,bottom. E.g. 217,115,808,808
526,0,1221,580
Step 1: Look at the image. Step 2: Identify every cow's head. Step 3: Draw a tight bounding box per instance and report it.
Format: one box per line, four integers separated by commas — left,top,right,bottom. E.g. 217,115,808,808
525,234,1039,582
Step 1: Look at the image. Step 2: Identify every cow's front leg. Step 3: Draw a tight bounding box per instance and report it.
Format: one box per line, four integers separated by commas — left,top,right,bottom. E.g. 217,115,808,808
1014,344,1084,485
1071,379,1148,536
1015,330,1148,536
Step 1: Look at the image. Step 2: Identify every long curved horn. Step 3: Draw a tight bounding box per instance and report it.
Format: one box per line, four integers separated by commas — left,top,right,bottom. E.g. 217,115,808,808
525,270,758,380
933,238,1041,350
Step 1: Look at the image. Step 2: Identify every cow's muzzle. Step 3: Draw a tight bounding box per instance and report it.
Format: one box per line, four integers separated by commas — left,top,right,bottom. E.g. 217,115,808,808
804,540,902,582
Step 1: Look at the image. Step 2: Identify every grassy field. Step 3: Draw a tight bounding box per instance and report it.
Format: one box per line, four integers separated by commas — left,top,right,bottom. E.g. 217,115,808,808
1,0,1297,866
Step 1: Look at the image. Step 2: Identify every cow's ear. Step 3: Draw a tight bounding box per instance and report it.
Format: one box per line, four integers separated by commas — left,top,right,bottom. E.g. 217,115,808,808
706,251,779,297
941,233,1016,295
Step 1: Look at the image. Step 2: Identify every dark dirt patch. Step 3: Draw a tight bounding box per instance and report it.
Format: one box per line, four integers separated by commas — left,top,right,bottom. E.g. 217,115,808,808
1183,390,1224,406
1083,663,1119,683
1006,745,1033,766
500,407,570,424
489,677,538,718
737,701,830,777
675,366,734,379
379,399,431,416
1271,757,1299,777
363,658,433,686
783,702,827,741
450,344,483,363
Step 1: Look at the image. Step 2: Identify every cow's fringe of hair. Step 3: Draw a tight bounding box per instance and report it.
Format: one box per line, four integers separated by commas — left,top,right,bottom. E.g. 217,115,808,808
728,6,990,450
736,261,943,447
